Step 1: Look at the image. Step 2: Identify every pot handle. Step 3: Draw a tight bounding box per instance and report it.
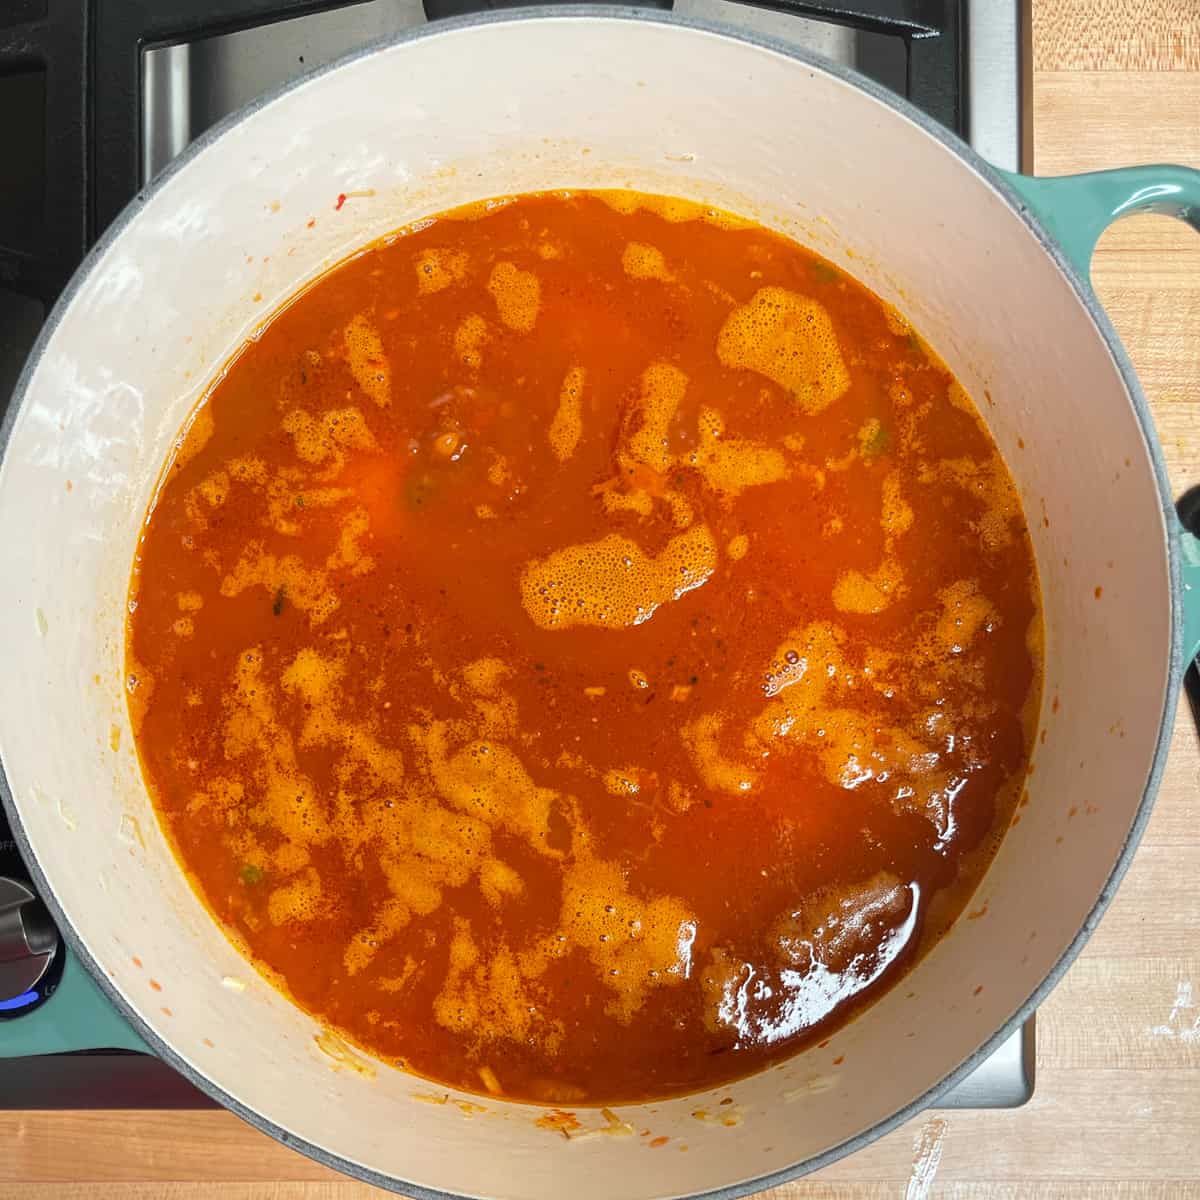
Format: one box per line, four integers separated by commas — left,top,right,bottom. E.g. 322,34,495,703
998,165,1200,664
0,946,147,1057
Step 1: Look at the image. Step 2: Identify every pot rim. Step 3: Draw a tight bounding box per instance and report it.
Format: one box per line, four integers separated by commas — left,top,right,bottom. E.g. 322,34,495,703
0,8,1182,1199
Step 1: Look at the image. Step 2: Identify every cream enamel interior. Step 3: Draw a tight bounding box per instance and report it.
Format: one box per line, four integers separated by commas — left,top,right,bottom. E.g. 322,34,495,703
0,16,1172,1199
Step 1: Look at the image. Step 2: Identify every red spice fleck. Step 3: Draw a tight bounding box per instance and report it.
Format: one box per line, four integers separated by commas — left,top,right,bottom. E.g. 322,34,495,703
535,1109,581,1137
649,1136,670,1149
1039,729,1047,745
719,1097,734,1106
252,292,263,303
1051,694,1060,714
161,1006,173,1017
832,1055,845,1066
1068,805,1079,818
967,902,989,920
1055,835,1064,845
1094,585,1103,599
984,389,993,406
202,1037,215,1048
817,1038,830,1049
131,956,142,969
1042,515,1050,527
973,985,984,996
1017,437,1025,450
306,218,316,228
335,193,347,211
149,979,162,992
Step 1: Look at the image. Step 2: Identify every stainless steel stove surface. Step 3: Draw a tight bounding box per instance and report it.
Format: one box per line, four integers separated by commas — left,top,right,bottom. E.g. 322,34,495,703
0,0,1032,1112
142,0,1024,183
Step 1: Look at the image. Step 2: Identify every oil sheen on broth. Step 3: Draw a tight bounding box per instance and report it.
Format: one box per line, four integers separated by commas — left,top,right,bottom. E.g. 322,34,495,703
126,192,1042,1105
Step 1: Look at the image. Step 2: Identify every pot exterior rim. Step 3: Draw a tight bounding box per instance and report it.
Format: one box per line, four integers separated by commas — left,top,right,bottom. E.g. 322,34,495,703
0,8,1181,1198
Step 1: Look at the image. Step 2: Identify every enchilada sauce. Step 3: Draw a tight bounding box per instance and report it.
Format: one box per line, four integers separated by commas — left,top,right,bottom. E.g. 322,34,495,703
126,192,1041,1104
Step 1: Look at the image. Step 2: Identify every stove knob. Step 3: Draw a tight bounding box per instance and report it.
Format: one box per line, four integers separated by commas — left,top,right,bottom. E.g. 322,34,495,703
0,877,60,1003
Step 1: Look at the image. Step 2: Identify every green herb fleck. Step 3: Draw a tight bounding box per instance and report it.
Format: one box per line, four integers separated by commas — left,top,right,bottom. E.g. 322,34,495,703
861,423,891,459
272,587,286,617
240,863,264,886
811,260,840,283
295,495,305,508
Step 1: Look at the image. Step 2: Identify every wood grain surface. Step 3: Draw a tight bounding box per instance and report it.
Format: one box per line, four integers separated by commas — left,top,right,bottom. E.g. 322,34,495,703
3,2,1198,1196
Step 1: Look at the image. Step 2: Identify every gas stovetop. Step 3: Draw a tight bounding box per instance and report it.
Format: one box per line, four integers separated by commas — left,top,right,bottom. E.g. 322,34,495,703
0,0,1033,1110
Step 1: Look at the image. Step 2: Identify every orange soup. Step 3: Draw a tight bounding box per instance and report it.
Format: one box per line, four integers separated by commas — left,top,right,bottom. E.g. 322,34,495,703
126,192,1041,1104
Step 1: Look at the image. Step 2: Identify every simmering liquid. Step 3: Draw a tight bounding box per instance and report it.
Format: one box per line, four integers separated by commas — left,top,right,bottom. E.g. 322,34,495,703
126,192,1041,1104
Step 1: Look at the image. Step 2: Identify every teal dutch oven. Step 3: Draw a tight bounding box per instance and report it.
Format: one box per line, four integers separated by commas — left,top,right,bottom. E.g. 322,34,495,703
0,10,1197,1198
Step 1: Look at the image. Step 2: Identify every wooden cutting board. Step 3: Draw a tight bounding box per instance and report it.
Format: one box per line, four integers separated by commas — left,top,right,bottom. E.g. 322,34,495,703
2,2,1197,1197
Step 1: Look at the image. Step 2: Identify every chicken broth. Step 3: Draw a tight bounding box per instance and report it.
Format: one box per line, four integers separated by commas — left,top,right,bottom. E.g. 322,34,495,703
126,191,1042,1104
